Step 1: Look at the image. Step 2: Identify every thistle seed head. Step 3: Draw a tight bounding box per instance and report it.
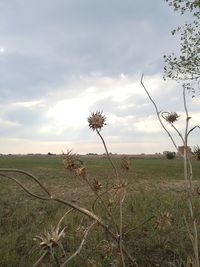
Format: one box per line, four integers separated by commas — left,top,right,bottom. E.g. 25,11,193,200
74,165,86,178
63,150,86,178
88,111,106,131
121,156,131,170
164,112,179,123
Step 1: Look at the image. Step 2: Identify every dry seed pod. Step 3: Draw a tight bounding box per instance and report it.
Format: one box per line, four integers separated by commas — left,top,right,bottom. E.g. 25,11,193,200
164,112,179,123
121,156,131,170
88,111,106,131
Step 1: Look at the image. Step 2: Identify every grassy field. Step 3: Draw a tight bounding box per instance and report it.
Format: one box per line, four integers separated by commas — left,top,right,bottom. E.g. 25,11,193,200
0,155,200,266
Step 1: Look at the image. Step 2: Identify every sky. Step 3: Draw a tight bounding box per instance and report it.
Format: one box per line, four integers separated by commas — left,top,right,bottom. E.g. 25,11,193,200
0,0,199,155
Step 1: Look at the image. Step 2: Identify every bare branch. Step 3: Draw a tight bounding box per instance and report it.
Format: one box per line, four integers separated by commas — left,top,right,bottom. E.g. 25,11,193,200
0,168,51,197
140,74,178,150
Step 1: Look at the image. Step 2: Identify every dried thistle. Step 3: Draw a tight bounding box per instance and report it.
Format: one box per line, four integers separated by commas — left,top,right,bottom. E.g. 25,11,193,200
93,179,102,192
74,165,86,178
63,150,86,178
62,150,77,171
112,180,127,195
155,212,172,230
121,156,131,170
88,111,106,131
164,112,179,123
34,210,71,255
34,225,66,253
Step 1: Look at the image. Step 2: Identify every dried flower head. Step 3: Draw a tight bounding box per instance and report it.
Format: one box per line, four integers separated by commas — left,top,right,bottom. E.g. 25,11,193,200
88,111,106,131
63,150,86,177
62,150,77,171
164,112,179,123
112,180,127,195
93,179,102,192
34,225,66,253
155,212,172,230
74,165,86,178
121,156,131,170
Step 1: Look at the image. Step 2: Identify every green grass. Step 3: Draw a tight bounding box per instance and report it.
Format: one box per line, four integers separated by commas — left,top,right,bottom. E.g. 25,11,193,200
0,155,200,266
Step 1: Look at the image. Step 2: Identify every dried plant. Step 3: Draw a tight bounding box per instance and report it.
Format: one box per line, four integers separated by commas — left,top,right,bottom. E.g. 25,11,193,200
63,150,86,178
121,156,131,170
88,111,106,131
141,74,200,267
163,112,180,123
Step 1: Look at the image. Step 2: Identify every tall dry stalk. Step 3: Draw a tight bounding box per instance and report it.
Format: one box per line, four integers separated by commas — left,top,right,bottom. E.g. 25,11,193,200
141,74,200,266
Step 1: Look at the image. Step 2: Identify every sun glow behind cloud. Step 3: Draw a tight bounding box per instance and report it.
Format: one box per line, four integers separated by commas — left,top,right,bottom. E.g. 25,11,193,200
39,74,161,135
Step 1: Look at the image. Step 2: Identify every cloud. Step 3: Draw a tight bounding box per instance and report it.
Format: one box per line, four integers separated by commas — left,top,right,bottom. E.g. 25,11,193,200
0,0,198,154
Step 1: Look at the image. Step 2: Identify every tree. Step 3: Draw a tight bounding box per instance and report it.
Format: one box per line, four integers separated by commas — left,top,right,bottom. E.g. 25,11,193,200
164,0,200,96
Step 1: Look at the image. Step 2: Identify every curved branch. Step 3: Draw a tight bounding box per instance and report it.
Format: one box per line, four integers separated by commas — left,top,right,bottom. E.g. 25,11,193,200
0,173,51,201
187,125,200,137
140,74,178,151
0,169,51,197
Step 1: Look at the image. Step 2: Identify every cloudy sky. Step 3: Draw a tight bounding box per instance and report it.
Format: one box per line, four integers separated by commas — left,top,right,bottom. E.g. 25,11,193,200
0,0,199,155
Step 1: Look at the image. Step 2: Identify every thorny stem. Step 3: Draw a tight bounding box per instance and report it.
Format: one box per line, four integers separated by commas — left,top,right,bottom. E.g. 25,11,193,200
84,175,119,232
183,87,199,267
96,129,119,182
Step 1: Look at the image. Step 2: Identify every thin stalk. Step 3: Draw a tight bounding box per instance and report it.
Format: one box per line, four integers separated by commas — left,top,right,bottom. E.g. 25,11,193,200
183,87,199,267
96,129,119,182
84,175,119,232
96,128,125,266
32,251,48,267
141,74,178,150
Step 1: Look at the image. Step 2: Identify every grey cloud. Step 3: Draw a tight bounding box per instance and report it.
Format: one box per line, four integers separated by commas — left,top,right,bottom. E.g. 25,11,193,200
0,0,183,103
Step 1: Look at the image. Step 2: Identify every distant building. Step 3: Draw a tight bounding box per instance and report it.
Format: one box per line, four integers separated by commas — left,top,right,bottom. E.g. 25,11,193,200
177,146,192,156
